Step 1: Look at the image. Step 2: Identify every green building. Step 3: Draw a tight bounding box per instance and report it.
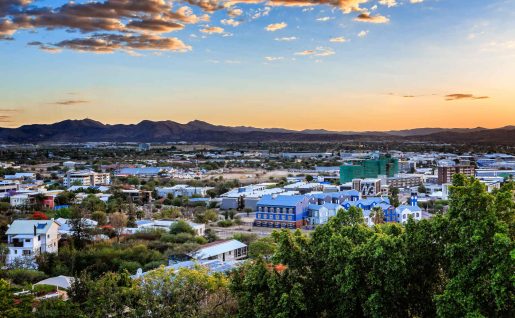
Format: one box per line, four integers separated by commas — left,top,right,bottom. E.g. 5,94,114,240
340,155,399,183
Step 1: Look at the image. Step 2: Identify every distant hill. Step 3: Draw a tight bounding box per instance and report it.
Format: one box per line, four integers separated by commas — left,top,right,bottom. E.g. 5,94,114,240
0,119,514,145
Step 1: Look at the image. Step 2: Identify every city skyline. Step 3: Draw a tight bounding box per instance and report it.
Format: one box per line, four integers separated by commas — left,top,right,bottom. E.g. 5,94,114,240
1,0,515,130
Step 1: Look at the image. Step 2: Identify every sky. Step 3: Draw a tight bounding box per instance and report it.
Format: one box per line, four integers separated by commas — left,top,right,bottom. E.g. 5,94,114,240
1,0,515,131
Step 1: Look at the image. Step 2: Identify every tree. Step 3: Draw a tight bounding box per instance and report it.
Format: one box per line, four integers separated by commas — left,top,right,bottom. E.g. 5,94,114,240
417,184,427,194
0,279,33,318
91,211,107,226
169,220,195,235
69,207,91,250
435,176,514,317
370,206,385,224
248,237,277,259
135,266,237,317
110,212,128,242
389,186,400,207
305,175,314,182
80,194,105,213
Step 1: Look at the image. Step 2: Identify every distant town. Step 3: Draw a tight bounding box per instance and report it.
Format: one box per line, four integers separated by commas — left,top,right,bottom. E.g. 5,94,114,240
0,141,513,316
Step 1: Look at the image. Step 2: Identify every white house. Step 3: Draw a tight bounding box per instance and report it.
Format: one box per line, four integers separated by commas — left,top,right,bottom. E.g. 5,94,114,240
5,220,60,267
190,240,247,262
123,219,205,236
396,205,424,224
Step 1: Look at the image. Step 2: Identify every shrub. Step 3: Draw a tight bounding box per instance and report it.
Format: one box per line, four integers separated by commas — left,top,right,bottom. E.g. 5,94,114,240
217,220,233,227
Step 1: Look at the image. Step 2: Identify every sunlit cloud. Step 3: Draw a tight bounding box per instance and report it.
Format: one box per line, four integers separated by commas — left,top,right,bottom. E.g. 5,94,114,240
330,36,347,43
357,30,369,37
265,22,287,32
200,26,225,34
50,100,90,106
354,13,390,24
445,94,490,101
295,47,335,57
275,36,297,41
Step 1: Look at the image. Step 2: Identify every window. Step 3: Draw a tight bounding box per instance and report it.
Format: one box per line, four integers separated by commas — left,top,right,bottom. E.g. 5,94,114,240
23,250,31,255
25,239,30,243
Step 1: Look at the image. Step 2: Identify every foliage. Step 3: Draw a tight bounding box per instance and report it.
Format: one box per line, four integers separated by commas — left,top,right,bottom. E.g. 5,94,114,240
32,211,49,220
169,220,195,235
0,279,34,318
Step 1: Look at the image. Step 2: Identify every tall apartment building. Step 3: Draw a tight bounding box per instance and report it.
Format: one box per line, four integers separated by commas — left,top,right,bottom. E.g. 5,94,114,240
387,175,423,189
437,164,475,184
340,155,399,183
64,170,111,187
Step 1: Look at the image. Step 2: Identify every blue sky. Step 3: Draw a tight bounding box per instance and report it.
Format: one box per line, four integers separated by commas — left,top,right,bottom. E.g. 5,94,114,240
1,0,514,130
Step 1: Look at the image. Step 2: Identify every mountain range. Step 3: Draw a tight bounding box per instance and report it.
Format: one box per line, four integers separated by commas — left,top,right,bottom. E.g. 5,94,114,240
0,119,514,145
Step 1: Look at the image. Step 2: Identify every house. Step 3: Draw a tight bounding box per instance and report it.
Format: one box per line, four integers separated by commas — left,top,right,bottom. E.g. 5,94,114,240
255,194,310,229
156,185,213,198
123,219,206,236
189,240,247,261
0,180,18,198
396,205,424,223
307,203,343,225
64,170,111,187
5,220,60,267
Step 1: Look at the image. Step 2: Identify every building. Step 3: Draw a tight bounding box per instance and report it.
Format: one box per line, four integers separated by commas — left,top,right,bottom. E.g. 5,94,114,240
156,185,213,198
138,143,151,151
6,220,60,267
437,164,475,184
352,178,382,196
387,175,423,189
124,219,206,236
340,155,399,183
281,152,333,159
189,240,247,261
64,170,111,187
307,203,343,225
255,195,310,229
0,180,18,198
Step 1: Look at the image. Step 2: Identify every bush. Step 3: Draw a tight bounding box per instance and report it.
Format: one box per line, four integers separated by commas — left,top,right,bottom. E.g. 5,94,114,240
1,269,48,285
169,220,195,235
217,220,233,227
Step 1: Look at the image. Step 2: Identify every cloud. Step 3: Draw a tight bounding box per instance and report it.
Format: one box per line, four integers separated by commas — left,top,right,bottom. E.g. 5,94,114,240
0,115,13,123
354,13,390,24
275,36,297,41
221,18,240,27
295,47,335,57
200,26,224,33
445,94,489,101
410,0,424,3
264,56,284,61
50,100,90,106
378,0,397,7
27,41,62,53
265,22,287,31
357,30,369,37
1,0,397,53
316,17,333,22
53,34,191,53
330,36,347,43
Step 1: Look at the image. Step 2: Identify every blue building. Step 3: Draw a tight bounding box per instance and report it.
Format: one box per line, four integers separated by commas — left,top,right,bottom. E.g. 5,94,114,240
255,195,310,229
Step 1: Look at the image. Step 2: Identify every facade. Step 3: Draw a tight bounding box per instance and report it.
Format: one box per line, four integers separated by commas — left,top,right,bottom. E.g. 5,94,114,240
340,155,399,183
352,178,382,196
437,164,475,184
0,180,18,198
307,203,343,225
6,220,60,266
254,195,310,229
387,175,423,189
190,240,247,262
64,170,111,187
156,185,213,198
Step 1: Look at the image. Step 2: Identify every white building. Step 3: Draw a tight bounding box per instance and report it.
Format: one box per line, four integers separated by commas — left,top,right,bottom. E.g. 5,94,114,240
189,239,247,262
64,170,111,187
124,219,206,236
0,180,18,198
6,220,60,267
156,185,213,198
